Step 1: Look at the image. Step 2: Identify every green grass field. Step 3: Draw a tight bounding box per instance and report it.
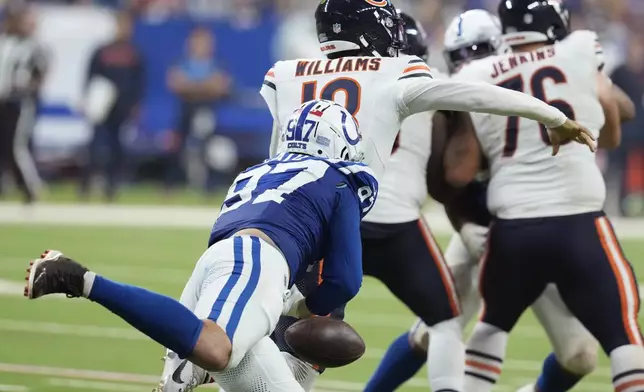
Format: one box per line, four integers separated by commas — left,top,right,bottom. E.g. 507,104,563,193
3,182,224,206
0,222,643,391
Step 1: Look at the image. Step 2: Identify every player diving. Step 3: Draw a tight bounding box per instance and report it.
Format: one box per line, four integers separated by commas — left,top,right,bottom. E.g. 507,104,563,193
24,100,379,392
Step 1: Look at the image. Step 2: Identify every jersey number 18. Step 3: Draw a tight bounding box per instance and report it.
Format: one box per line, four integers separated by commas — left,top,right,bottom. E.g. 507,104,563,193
301,78,362,117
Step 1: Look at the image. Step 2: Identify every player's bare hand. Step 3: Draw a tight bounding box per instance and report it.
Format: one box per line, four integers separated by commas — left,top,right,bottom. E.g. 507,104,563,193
548,119,596,156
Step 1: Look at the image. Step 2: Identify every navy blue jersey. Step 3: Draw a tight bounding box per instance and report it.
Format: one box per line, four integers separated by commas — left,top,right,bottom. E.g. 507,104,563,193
209,153,378,315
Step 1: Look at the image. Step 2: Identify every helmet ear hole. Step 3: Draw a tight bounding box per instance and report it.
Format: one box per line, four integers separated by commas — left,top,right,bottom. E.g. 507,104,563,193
318,150,324,155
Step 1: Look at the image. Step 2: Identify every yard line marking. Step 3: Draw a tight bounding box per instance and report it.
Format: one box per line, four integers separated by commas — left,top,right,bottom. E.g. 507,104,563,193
48,379,149,392
511,377,611,391
0,319,147,340
0,280,25,297
0,386,28,392
0,316,615,378
0,363,158,384
0,317,579,346
3,202,644,239
0,363,359,391
0,363,514,391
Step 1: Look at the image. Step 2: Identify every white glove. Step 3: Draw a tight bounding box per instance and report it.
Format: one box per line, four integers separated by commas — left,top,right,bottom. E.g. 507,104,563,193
282,286,306,317
459,223,489,261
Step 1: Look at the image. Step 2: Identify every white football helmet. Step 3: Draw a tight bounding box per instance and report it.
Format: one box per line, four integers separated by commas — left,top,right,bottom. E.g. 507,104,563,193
443,9,509,73
277,100,364,162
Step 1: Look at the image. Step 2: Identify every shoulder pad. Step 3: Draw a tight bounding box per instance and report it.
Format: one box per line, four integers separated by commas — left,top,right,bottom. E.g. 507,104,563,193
563,30,604,71
397,55,433,81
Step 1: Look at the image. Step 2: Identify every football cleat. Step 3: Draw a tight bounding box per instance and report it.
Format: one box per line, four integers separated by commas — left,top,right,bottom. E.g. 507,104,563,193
24,250,88,299
155,351,213,392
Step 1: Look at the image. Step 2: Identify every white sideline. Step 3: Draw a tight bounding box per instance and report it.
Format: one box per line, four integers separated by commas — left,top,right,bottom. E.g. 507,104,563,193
3,202,644,238
0,362,374,391
0,362,530,391
0,317,615,378
0,386,28,392
0,362,614,391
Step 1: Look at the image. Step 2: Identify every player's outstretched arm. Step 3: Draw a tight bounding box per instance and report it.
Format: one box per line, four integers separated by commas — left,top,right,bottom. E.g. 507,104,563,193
596,72,623,149
305,188,363,317
612,84,636,123
399,78,596,155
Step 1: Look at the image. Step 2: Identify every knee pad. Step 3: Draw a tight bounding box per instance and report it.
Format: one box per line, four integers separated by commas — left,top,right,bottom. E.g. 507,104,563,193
557,340,599,376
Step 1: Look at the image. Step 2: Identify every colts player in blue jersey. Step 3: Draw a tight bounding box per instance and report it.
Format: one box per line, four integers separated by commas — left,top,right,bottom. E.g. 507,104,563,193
23,100,378,392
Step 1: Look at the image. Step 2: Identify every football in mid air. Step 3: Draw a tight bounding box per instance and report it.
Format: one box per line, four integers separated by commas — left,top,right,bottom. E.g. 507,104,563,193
284,317,365,368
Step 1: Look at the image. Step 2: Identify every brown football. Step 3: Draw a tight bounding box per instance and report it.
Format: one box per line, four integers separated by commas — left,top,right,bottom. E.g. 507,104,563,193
284,317,366,368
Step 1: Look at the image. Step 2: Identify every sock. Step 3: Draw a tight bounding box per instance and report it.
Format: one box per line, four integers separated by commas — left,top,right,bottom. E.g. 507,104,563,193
464,322,507,392
610,345,644,392
86,274,203,358
428,318,465,392
364,333,425,392
535,353,584,392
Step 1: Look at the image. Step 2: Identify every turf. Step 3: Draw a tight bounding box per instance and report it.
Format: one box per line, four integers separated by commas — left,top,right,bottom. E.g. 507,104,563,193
0,224,641,391
2,182,224,206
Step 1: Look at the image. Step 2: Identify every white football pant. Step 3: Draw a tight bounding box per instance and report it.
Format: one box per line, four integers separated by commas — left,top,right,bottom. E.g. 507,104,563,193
179,235,303,391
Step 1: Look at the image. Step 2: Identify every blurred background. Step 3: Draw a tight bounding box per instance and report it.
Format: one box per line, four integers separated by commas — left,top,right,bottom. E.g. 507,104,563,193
1,2,644,391
0,0,642,214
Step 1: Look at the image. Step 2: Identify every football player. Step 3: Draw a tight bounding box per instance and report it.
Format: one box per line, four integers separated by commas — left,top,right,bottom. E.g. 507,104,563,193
262,0,593,182
437,1,644,392
260,1,594,390
364,10,507,391
24,100,379,392
268,12,441,392
371,7,636,392
354,11,466,392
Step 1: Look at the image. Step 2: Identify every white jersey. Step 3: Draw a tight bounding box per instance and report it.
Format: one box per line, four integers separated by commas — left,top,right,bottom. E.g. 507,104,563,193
261,55,434,178
454,30,606,219
364,110,433,223
260,55,571,181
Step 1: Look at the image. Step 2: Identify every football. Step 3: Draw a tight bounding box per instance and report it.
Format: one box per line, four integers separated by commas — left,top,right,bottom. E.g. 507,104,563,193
284,317,366,368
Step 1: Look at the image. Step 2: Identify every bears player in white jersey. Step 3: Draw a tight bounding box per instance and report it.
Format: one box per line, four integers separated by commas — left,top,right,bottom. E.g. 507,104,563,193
261,1,594,390
348,11,468,392
266,11,458,392
24,101,379,392
363,10,506,391
261,0,594,183
371,7,637,392
435,1,644,391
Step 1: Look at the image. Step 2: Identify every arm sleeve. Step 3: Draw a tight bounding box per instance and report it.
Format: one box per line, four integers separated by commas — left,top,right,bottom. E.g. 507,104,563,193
397,77,568,129
259,64,281,157
305,188,363,316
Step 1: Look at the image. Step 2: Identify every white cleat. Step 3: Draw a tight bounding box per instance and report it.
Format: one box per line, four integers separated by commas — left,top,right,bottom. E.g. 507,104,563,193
516,384,536,392
155,351,212,392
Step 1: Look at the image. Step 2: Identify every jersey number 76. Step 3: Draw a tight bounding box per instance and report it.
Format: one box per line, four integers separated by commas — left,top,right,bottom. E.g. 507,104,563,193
498,66,575,157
